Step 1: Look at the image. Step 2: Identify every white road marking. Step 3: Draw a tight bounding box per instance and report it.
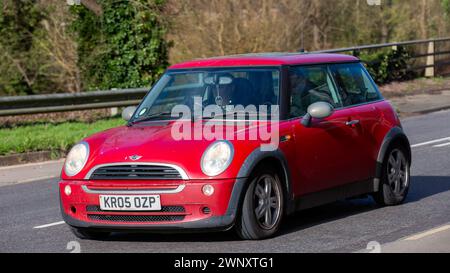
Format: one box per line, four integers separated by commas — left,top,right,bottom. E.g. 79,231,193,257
33,221,65,229
404,225,450,241
433,142,450,148
411,137,450,148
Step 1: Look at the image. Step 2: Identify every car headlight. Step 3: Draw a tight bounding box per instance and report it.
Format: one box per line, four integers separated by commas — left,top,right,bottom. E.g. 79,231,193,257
201,141,234,176
64,142,89,177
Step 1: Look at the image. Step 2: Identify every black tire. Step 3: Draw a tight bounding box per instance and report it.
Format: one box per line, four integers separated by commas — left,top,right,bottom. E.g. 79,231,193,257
70,227,111,240
235,166,284,240
373,145,410,206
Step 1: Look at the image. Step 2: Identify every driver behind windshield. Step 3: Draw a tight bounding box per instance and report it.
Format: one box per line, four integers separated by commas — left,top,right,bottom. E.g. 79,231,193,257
204,73,257,107
216,78,236,106
202,73,237,107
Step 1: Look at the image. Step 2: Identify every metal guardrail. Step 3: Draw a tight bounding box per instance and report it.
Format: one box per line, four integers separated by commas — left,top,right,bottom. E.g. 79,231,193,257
315,37,450,54
315,37,450,77
0,88,148,117
1,37,450,117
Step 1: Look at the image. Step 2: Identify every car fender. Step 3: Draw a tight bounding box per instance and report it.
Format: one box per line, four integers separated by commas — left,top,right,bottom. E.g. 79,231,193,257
225,148,295,220
374,126,411,190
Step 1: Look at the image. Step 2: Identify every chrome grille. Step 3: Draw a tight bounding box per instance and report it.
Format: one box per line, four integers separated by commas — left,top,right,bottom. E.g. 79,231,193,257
86,205,186,213
88,214,185,222
89,164,183,180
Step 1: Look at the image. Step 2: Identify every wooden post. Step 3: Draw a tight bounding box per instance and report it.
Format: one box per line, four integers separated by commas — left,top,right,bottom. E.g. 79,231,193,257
110,107,118,117
425,41,435,77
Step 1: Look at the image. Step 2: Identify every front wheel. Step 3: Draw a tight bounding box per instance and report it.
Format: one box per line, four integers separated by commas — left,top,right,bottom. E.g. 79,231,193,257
235,167,284,240
373,146,410,206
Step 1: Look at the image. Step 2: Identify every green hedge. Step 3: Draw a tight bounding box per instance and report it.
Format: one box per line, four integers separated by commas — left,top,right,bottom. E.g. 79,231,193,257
359,47,416,85
71,0,169,91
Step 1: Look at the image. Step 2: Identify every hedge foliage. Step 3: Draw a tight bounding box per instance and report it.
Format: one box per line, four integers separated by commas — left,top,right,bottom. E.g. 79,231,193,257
70,0,169,91
360,47,416,84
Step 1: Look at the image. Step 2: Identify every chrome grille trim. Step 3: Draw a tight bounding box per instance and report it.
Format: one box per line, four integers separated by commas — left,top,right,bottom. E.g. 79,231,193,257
87,214,185,222
86,205,186,213
85,162,189,180
81,184,185,194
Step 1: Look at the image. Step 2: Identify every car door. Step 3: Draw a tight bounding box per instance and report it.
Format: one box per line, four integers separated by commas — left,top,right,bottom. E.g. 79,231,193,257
288,65,365,195
329,62,384,181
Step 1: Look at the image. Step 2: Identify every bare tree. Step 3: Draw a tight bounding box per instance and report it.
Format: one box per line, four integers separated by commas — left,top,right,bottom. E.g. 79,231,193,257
37,0,82,92
166,0,315,63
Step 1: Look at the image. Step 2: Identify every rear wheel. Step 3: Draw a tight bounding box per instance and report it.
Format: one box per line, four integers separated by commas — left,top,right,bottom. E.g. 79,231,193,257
373,146,410,206
70,227,110,240
236,167,284,240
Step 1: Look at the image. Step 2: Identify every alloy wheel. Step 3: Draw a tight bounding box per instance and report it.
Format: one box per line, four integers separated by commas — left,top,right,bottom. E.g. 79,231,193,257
387,149,409,195
253,174,282,230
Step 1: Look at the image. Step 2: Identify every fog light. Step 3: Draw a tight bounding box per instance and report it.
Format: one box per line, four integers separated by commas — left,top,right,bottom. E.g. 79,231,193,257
202,207,211,214
64,185,72,196
202,185,214,196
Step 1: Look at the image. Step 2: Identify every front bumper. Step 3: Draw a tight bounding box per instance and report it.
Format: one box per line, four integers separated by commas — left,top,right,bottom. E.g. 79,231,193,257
59,179,243,232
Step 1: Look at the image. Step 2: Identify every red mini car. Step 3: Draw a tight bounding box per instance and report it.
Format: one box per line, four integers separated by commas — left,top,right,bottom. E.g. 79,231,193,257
60,53,411,240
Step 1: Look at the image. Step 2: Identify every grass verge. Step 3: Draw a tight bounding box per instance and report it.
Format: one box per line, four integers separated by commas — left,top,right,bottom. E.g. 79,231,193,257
0,118,124,156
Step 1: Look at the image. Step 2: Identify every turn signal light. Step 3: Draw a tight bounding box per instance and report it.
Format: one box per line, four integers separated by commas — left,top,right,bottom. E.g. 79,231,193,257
64,185,72,196
202,185,214,196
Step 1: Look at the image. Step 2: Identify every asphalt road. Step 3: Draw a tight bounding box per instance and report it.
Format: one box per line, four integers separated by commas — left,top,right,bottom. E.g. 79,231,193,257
1,110,450,253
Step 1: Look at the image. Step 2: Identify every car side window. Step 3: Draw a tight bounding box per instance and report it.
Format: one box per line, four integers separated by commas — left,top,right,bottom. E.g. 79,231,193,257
289,65,341,118
330,63,381,107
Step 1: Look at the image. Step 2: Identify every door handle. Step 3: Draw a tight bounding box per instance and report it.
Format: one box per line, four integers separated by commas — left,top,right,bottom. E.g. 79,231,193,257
345,120,360,126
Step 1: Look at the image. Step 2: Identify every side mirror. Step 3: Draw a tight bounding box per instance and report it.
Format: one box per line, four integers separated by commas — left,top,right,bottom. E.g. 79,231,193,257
301,102,334,128
122,106,137,121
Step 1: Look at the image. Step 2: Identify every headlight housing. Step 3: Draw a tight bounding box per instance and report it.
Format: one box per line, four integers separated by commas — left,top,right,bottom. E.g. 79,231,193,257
64,142,89,177
201,141,234,176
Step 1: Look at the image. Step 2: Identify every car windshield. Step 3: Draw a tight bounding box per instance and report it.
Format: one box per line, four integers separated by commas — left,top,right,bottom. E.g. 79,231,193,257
130,68,280,123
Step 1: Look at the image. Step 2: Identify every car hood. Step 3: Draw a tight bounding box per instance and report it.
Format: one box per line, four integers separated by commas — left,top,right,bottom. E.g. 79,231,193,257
63,120,267,180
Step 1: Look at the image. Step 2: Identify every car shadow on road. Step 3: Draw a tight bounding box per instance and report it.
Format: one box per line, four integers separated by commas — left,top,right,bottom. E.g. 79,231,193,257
107,228,239,243
404,176,450,203
102,176,450,242
278,175,450,236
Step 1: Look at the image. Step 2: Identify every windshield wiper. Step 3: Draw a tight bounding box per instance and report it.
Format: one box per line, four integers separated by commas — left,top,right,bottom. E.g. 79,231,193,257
127,111,174,126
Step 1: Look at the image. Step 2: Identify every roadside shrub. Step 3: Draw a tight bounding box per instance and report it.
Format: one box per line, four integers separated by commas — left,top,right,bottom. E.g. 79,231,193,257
70,0,170,91
360,46,416,85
